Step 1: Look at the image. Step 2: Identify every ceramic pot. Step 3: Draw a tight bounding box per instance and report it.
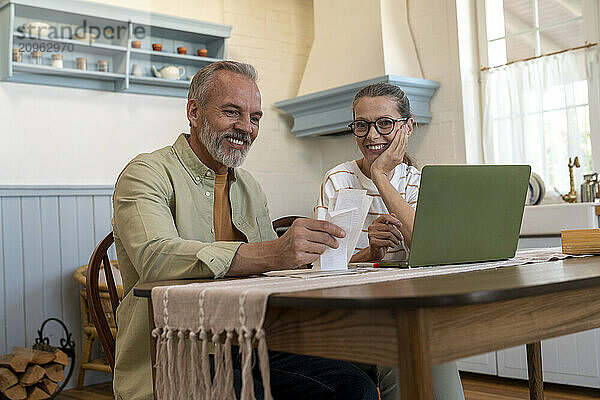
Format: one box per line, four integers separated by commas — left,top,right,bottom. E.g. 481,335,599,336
131,64,142,76
152,65,185,80
25,22,50,37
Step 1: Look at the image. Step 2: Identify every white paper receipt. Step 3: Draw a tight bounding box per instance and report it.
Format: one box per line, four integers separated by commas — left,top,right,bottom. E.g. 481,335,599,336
316,189,373,271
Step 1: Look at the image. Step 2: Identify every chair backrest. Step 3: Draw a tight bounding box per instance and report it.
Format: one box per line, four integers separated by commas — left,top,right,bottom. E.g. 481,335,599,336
272,216,304,237
86,231,119,370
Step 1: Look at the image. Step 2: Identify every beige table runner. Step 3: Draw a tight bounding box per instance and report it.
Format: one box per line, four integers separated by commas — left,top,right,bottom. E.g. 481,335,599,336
151,247,576,400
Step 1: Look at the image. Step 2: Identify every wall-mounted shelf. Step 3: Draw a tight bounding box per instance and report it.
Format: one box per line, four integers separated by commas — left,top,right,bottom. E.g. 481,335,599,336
13,62,125,91
129,75,190,87
127,75,191,97
14,63,125,80
274,75,440,137
13,31,128,53
130,48,222,64
0,0,232,97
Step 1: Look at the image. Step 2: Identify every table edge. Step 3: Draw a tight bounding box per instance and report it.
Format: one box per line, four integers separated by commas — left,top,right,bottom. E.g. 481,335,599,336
133,275,600,309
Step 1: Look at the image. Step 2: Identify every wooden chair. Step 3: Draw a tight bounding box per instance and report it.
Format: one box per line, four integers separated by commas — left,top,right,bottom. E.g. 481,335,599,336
86,232,120,371
82,221,297,377
73,263,121,388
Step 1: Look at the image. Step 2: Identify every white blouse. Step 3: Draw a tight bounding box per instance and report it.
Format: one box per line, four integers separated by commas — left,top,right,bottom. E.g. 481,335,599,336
315,160,421,261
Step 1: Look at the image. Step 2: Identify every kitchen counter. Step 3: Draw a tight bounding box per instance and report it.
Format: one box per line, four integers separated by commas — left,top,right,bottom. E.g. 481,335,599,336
521,203,600,236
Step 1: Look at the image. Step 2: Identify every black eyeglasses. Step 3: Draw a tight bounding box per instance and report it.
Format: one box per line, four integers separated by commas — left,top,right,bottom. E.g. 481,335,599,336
348,117,409,137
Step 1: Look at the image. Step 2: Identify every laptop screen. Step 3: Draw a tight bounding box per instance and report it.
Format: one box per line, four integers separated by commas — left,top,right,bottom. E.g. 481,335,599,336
408,165,530,267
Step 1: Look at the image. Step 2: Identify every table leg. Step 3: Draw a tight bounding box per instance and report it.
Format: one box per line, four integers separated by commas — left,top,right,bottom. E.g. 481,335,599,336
396,309,434,400
148,299,157,400
526,341,544,400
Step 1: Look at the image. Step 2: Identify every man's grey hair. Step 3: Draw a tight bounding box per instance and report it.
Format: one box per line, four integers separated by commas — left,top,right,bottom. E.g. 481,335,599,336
188,60,258,106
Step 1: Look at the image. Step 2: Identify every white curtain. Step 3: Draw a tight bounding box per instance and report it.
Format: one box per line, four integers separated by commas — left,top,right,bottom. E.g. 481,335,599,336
482,47,600,193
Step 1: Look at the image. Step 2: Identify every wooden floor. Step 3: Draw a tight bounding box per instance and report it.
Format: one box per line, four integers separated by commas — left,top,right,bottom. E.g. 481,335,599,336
57,373,600,399
460,373,600,400
56,382,113,399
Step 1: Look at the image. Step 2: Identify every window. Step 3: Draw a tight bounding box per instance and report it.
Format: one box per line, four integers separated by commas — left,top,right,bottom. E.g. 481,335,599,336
485,0,586,67
478,0,599,195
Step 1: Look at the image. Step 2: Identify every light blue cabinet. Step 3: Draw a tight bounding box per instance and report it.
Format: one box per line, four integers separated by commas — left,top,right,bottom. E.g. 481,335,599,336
457,353,497,375
0,0,231,97
458,332,600,389
496,330,600,388
457,203,600,389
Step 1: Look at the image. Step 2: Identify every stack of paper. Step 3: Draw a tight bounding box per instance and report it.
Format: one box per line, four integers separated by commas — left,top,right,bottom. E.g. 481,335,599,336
316,189,373,270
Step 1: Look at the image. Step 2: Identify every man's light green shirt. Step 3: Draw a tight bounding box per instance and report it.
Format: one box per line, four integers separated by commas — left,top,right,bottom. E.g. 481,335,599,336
112,134,277,400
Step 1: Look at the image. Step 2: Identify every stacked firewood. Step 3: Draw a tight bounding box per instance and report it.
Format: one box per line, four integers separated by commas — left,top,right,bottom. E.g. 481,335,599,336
0,347,69,400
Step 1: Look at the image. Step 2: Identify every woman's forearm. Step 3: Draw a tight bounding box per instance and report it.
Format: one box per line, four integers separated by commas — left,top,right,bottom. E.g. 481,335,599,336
371,172,415,248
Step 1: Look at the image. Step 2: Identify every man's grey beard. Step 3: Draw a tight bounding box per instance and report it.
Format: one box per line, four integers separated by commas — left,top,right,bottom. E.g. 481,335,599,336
198,118,252,168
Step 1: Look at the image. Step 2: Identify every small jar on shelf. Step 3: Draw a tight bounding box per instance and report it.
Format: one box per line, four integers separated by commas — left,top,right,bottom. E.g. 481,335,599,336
12,48,23,63
97,60,109,73
51,54,63,68
31,51,43,65
76,57,87,71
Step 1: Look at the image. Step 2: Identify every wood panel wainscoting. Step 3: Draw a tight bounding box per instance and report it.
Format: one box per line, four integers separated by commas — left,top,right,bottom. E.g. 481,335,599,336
0,186,115,389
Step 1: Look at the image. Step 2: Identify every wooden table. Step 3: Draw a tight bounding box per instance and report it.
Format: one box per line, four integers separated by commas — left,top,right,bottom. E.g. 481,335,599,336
134,256,600,399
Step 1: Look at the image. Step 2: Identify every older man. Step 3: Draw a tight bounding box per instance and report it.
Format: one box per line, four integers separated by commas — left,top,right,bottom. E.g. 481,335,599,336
112,61,379,400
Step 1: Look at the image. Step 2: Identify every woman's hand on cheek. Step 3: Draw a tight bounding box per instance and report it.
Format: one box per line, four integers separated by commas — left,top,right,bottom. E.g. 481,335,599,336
370,125,408,179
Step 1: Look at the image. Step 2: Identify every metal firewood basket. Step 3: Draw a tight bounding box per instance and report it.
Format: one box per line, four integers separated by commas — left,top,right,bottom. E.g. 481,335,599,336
0,318,75,400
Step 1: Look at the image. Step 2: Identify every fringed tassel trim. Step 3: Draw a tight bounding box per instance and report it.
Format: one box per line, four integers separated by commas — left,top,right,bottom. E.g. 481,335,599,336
156,329,170,400
256,329,273,400
224,330,236,400
189,331,203,400
176,330,187,400
212,332,224,400
166,329,177,400
152,328,165,400
240,327,256,400
200,329,212,399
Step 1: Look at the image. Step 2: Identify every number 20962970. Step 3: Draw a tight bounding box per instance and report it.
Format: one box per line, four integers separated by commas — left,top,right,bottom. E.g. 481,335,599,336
18,42,74,52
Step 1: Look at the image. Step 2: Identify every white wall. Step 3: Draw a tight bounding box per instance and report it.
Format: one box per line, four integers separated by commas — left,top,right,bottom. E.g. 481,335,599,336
312,0,470,170
0,0,470,217
405,0,467,166
456,0,483,164
0,83,186,184
297,0,385,96
297,0,422,96
0,0,321,218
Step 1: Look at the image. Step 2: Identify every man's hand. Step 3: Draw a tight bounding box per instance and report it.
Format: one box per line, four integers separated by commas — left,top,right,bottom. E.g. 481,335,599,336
228,218,345,276
274,218,346,269
367,214,403,260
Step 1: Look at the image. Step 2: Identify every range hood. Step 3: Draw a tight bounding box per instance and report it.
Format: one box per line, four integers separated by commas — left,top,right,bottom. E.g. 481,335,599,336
274,0,439,137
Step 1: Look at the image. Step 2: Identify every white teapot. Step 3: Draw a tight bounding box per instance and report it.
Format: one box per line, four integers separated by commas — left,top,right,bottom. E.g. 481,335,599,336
152,65,185,80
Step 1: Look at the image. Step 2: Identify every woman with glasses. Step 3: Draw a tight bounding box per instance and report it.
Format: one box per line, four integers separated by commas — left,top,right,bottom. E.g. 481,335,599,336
315,82,465,400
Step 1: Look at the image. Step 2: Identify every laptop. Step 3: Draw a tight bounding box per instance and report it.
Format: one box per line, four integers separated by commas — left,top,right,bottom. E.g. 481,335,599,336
407,165,531,267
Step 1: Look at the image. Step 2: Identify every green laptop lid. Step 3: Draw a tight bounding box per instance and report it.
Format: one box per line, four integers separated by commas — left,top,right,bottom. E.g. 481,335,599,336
408,165,531,267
